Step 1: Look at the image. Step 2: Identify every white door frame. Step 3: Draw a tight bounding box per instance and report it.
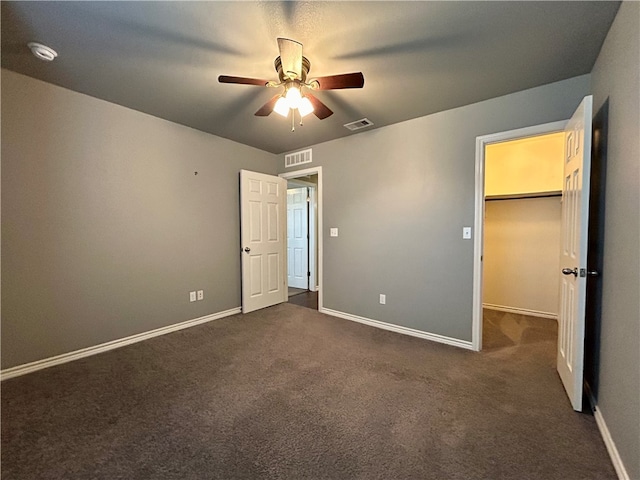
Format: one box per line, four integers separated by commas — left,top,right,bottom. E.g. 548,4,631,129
280,166,323,310
308,186,317,292
472,121,567,351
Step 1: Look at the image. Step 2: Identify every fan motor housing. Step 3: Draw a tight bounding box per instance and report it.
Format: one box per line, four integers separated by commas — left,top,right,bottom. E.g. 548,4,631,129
275,55,311,82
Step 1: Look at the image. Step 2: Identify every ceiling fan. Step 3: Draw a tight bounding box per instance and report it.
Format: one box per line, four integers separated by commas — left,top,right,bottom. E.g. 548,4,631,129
218,38,364,125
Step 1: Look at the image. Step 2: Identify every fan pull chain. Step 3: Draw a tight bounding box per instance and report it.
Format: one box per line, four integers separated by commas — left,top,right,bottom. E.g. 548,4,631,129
290,110,304,132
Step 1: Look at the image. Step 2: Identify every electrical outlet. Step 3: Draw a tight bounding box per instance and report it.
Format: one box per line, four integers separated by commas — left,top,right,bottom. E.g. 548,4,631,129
197,290,204,301
189,291,197,302
379,294,386,305
330,228,339,237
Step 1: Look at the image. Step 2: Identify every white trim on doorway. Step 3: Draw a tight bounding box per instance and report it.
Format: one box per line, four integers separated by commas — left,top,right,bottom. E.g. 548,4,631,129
280,166,323,310
472,121,567,351
307,186,317,292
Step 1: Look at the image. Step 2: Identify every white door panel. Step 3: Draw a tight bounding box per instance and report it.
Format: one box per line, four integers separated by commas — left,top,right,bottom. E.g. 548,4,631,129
240,170,287,313
287,187,309,289
557,96,592,411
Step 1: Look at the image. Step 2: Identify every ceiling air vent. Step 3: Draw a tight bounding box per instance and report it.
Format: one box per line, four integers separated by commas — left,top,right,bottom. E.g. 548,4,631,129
344,118,374,131
284,148,312,168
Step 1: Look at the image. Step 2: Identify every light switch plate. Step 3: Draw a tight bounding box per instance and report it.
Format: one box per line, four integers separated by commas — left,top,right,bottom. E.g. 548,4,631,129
330,228,338,237
463,227,472,239
189,291,197,302
379,294,386,305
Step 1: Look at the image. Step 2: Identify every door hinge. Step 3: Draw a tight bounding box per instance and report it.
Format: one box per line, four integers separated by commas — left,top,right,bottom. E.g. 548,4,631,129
308,271,311,277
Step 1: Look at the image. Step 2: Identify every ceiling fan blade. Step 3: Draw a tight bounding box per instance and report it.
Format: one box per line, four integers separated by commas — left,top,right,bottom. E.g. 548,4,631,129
254,95,281,116
218,75,269,87
305,93,333,120
313,72,364,90
277,38,303,80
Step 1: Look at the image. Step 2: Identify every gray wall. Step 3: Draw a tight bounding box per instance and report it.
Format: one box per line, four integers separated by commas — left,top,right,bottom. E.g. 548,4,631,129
280,74,590,341
591,2,640,478
1,69,278,369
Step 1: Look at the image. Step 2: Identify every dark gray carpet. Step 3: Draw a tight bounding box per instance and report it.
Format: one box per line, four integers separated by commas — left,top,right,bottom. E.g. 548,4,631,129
1,305,616,479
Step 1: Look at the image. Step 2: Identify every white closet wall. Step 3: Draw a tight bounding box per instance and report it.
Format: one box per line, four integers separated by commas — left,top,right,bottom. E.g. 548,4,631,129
483,197,562,317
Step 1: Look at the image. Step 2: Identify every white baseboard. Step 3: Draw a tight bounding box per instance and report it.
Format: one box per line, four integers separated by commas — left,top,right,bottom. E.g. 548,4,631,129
593,406,630,480
1,307,241,381
482,303,558,320
320,308,474,350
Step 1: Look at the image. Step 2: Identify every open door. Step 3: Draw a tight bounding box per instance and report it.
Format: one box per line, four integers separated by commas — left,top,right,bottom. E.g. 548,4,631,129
557,95,593,411
240,170,287,313
287,187,309,290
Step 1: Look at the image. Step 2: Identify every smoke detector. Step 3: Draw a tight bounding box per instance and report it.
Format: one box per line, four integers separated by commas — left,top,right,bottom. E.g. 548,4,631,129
27,42,58,62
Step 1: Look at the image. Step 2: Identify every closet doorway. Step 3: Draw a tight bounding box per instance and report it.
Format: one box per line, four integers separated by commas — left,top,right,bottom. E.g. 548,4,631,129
481,131,565,350
281,167,322,311
473,99,595,411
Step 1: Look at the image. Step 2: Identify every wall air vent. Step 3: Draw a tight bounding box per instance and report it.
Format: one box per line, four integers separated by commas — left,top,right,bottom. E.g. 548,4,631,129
284,148,312,168
344,118,374,131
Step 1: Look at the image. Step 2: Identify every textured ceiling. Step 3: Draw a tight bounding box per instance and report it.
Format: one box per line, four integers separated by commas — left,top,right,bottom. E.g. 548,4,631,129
1,1,620,154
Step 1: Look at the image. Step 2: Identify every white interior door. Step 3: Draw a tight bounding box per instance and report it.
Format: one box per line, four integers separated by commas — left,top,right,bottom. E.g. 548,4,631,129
557,95,593,411
240,170,287,313
287,187,309,289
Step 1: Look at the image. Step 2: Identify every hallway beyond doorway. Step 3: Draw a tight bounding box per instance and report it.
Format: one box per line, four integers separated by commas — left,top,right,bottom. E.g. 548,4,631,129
288,290,318,310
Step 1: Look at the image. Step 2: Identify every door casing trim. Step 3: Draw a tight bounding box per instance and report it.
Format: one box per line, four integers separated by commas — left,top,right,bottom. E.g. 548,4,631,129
472,121,567,351
280,167,323,310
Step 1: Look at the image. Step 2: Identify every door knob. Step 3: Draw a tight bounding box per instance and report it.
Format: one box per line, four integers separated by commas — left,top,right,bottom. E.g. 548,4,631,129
562,267,578,277
244,247,251,253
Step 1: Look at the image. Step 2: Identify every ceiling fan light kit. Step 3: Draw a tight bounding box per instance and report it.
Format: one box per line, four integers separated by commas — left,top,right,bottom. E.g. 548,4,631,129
273,96,290,117
272,84,313,118
218,38,364,129
298,97,314,117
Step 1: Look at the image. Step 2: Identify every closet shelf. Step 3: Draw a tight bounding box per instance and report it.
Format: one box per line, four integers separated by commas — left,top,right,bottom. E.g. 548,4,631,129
485,190,562,201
